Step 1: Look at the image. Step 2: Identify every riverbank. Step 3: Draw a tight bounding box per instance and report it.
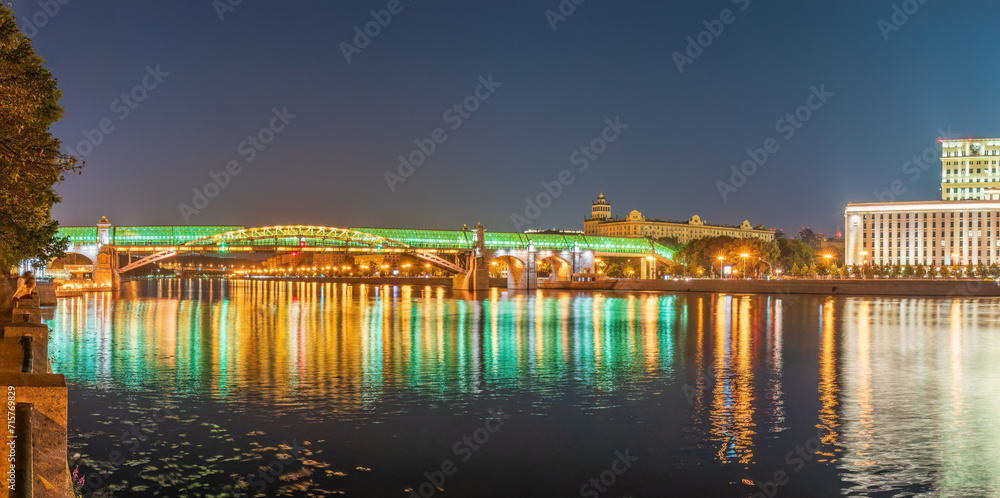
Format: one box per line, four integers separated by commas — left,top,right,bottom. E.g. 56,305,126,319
540,278,1000,297
227,276,455,286
142,276,1000,297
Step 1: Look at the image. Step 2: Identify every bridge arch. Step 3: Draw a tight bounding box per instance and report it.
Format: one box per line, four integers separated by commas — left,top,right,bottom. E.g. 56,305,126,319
489,254,529,290
537,254,572,282
55,250,96,266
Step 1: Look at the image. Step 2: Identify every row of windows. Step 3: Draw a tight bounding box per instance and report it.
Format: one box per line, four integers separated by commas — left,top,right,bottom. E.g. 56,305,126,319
863,212,999,220
944,160,999,166
943,150,1000,157
944,168,999,174
865,238,992,246
866,221,993,228
868,250,991,256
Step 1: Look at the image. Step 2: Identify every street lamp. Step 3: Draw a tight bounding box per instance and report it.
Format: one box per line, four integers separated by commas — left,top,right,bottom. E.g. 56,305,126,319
740,253,749,279
757,257,773,278
716,256,725,279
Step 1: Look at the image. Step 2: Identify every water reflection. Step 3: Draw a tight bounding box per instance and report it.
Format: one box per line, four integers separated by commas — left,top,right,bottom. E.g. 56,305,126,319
45,279,1000,496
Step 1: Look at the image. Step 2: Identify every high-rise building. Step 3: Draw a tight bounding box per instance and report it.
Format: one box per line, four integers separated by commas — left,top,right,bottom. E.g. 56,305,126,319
842,137,1000,267
940,138,1000,200
583,189,775,243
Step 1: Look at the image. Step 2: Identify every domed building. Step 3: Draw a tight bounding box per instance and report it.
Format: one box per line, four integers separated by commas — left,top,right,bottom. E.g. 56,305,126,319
583,188,775,243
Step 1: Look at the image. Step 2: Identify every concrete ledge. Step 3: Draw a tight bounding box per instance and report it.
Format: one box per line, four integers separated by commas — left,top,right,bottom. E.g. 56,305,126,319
36,282,56,306
540,278,1000,297
14,296,40,308
1,323,50,374
10,305,41,325
0,373,69,497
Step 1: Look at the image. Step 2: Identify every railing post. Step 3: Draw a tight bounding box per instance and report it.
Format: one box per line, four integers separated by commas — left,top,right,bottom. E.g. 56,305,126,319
20,335,33,373
14,402,33,498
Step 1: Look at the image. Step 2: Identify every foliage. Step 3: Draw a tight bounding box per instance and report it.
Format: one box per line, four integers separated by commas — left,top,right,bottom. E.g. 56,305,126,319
674,235,780,278
975,262,987,278
776,238,814,270
0,4,82,272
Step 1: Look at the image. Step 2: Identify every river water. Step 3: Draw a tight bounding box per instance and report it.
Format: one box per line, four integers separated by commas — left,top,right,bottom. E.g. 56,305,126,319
45,278,1000,497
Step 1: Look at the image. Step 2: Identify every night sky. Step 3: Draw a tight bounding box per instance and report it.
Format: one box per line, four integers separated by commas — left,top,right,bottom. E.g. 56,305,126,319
14,1,1000,236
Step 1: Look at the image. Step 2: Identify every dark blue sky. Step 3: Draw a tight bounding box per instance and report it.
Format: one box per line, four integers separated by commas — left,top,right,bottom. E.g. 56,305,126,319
14,1,1000,235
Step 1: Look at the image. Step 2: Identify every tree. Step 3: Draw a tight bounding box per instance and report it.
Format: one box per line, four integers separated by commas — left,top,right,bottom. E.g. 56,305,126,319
927,265,939,278
790,262,800,277
903,264,915,278
838,264,850,278
975,262,987,278
914,264,926,279
807,264,818,277
605,262,623,278
990,263,1000,279
850,264,862,278
964,262,974,279
1,5,83,272
816,261,830,277
890,264,902,278
939,265,951,279
777,238,814,270
687,264,705,278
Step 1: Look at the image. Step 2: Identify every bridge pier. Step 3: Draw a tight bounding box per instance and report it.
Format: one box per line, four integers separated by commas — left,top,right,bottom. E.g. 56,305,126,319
93,247,121,291
640,256,656,279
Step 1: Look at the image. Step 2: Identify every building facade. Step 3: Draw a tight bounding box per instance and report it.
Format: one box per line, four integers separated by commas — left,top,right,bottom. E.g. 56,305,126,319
583,190,775,243
844,200,1000,267
940,138,1000,200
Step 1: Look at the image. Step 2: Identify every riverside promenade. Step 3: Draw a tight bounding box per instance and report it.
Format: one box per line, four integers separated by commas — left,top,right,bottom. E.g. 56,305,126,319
0,279,69,498
540,277,1000,297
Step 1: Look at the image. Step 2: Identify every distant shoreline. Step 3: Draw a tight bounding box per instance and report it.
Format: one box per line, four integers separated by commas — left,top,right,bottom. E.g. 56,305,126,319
124,275,1000,297
539,278,1000,297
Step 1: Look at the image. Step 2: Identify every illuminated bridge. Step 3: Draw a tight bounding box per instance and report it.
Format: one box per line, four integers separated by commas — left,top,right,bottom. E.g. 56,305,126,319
56,218,673,290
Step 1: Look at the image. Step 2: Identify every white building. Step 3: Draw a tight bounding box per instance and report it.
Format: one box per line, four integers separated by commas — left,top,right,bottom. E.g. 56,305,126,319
844,200,1000,267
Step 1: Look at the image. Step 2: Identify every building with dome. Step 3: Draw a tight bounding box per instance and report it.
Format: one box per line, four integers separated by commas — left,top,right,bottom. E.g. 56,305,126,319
583,189,775,243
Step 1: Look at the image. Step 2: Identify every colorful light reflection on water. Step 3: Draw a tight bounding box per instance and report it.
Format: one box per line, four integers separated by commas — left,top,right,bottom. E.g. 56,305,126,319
46,279,1000,496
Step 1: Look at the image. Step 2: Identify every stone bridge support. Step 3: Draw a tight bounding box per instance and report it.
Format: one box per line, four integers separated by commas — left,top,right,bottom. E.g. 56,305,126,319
94,246,121,291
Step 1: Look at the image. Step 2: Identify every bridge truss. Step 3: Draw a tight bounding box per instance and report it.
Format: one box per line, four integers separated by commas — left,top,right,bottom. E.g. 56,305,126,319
118,225,461,274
